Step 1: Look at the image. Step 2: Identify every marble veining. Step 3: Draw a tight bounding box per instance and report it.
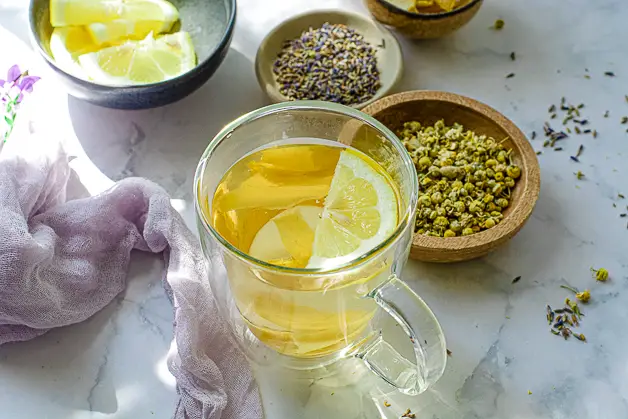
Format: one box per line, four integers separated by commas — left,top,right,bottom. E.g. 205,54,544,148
1,0,628,417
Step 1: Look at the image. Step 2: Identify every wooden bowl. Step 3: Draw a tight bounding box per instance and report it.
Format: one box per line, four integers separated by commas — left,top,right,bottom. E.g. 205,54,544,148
255,9,403,110
365,0,483,39
362,91,541,263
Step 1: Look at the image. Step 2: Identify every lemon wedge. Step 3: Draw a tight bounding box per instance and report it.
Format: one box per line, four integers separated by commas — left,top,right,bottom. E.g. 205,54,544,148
50,0,179,27
78,31,196,86
248,205,323,268
50,26,101,78
87,19,176,45
308,150,398,269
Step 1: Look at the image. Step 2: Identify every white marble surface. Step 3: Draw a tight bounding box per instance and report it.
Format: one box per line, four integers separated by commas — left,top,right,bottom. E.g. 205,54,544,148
1,0,628,418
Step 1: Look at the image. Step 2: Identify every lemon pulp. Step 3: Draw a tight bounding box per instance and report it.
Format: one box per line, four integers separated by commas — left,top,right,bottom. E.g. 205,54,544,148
78,31,196,85
50,0,179,27
87,19,176,45
50,26,101,77
308,149,398,269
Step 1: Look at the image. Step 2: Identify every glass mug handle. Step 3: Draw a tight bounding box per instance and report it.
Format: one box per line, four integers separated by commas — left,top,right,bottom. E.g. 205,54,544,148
354,275,447,396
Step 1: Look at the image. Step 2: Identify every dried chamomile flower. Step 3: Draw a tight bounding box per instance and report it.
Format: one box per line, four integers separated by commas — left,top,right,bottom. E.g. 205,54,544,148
575,289,591,303
399,119,521,238
591,267,609,281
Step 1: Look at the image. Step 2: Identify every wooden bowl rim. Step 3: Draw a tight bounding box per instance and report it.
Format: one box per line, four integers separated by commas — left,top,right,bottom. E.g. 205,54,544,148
254,9,403,110
362,90,541,255
372,0,483,20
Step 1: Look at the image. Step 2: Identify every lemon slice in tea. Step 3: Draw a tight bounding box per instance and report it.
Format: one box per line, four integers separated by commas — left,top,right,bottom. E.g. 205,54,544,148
249,205,323,268
50,0,179,27
78,31,196,86
308,149,398,269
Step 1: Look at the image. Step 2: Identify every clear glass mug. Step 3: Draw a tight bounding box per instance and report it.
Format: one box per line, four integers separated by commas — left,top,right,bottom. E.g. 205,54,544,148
194,101,446,395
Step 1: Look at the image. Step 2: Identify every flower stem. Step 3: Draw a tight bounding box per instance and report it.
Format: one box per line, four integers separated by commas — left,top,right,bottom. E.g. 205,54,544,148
560,284,579,294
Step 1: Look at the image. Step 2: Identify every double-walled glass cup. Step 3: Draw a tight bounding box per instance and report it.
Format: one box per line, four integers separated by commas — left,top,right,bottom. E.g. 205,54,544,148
195,101,446,395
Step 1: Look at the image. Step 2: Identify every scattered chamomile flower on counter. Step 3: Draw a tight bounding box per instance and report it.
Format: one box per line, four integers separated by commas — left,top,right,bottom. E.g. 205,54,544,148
401,409,416,418
492,19,504,30
591,267,609,281
576,289,591,303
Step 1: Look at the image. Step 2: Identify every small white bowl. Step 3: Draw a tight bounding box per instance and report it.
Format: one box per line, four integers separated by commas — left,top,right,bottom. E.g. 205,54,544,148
255,9,403,110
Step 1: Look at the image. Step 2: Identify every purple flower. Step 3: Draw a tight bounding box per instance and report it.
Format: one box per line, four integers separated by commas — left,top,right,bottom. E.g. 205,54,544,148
2,64,40,144
6,64,21,83
18,76,40,93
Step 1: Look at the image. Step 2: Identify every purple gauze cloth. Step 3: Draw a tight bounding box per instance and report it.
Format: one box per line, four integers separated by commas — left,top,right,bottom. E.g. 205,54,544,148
0,138,262,419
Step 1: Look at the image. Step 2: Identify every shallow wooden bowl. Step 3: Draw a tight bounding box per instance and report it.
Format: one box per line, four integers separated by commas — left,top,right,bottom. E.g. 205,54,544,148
255,9,403,110
365,0,483,39
362,91,541,263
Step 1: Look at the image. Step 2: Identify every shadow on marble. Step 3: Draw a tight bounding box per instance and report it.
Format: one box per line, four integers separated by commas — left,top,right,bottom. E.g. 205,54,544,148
0,251,172,415
256,357,464,419
66,47,267,201
0,295,119,413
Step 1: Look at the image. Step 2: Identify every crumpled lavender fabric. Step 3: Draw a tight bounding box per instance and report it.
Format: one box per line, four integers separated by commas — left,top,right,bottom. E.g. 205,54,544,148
0,137,262,419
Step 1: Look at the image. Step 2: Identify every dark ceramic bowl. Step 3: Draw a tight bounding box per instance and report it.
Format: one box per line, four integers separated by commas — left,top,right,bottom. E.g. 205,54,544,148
28,0,236,109
365,0,483,39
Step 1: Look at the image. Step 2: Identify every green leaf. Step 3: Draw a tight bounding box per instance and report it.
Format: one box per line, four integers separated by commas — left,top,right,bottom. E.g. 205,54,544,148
4,115,11,125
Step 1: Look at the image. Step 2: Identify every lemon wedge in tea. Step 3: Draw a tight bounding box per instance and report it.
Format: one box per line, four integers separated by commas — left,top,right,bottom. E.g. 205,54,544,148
308,149,398,269
245,148,398,270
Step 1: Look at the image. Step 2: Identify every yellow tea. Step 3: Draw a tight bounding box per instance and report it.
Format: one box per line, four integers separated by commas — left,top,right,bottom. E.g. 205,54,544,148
210,140,401,357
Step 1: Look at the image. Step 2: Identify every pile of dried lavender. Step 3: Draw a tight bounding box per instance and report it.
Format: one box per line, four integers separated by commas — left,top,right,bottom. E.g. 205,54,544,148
273,23,381,106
